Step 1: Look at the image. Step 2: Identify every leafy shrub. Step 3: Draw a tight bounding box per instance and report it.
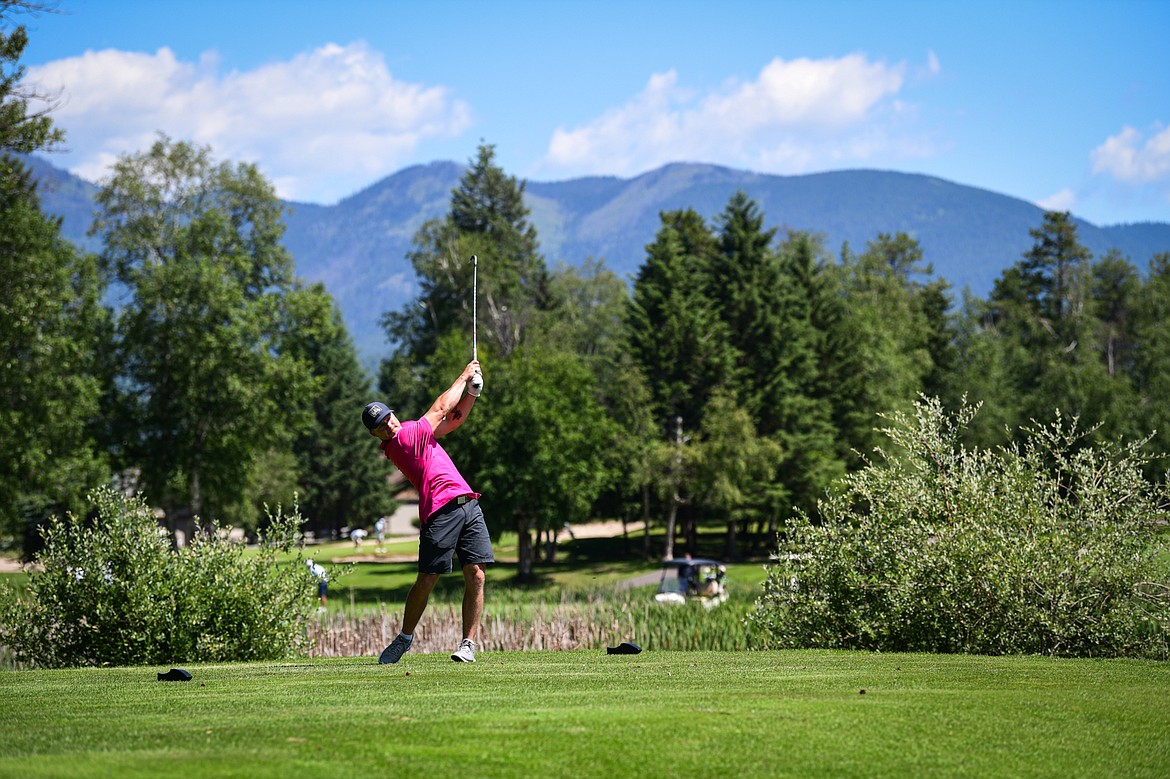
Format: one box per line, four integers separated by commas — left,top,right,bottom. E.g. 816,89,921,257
751,397,1170,658
0,486,329,667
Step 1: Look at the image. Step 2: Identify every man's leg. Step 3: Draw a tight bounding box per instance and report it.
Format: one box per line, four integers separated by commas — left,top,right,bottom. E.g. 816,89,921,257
403,572,439,634
460,563,486,641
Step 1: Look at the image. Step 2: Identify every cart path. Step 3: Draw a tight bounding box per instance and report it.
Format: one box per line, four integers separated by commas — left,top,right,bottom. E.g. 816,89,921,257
0,520,649,572
336,520,646,564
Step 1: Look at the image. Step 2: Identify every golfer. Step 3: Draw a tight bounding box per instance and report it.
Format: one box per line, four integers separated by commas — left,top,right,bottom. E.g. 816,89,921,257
363,359,492,664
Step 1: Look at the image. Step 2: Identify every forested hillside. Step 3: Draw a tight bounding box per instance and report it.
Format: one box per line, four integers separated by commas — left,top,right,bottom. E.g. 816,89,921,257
30,154,1170,366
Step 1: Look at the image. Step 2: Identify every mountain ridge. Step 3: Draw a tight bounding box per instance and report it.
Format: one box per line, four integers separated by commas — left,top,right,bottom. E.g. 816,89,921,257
27,154,1170,368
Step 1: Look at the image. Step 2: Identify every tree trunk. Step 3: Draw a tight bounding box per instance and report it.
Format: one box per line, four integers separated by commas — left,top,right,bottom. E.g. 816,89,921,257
724,518,737,561
664,499,678,561
663,415,685,561
641,484,652,562
516,515,533,583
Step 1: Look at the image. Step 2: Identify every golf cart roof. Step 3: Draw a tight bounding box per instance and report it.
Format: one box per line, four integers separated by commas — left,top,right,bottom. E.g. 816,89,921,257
662,558,723,567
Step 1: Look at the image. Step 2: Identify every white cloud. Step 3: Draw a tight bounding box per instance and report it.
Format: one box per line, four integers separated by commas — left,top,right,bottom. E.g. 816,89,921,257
541,53,930,178
1036,188,1077,212
927,50,941,76
28,42,473,203
1091,124,1170,184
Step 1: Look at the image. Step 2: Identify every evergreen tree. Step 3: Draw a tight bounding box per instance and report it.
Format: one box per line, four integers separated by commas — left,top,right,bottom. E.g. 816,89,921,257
1018,211,1091,346
0,3,64,160
280,282,397,538
626,208,733,436
706,194,843,518
790,235,869,471
0,158,110,551
836,233,938,456
0,3,109,553
945,292,1029,447
987,212,1109,428
709,191,778,413
771,230,849,513
1132,252,1170,477
380,143,550,411
1091,249,1140,381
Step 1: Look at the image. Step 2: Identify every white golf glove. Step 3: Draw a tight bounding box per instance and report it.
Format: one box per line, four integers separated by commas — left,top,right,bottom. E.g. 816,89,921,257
468,371,483,397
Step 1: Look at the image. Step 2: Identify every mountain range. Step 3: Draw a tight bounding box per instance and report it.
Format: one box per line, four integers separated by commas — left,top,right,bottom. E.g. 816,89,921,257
26,154,1170,369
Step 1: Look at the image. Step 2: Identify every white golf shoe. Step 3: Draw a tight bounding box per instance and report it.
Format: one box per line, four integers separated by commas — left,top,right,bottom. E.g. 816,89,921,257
451,639,477,663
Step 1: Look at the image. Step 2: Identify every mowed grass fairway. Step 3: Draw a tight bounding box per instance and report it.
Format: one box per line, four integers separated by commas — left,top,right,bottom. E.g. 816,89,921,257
2,651,1168,779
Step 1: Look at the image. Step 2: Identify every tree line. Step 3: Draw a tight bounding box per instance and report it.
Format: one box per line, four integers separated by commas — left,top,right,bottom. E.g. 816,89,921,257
381,144,1170,578
3,8,1168,577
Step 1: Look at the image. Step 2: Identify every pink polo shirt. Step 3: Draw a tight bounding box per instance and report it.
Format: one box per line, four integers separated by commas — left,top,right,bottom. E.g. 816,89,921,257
379,418,478,523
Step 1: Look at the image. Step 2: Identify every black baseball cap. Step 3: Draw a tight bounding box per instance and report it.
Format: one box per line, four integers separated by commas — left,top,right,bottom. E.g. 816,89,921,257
362,402,394,431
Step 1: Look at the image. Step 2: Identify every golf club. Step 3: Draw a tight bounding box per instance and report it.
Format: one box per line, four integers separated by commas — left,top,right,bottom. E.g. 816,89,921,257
470,255,483,395
471,254,477,362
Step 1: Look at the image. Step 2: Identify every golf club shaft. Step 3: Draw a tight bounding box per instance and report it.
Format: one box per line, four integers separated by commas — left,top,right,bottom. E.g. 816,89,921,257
471,254,477,362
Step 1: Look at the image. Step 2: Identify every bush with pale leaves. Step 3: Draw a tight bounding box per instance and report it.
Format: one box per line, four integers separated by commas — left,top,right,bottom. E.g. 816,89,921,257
753,398,1170,658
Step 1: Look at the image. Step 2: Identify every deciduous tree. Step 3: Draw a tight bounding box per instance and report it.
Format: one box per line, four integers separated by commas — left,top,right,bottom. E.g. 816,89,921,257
0,160,110,551
91,136,314,526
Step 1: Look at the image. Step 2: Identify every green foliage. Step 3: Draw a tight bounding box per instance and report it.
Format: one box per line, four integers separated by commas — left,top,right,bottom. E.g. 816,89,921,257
0,486,329,667
626,208,733,435
1132,253,1170,478
538,258,629,361
466,345,620,578
834,232,944,456
766,230,846,512
381,142,549,377
0,7,109,552
694,390,783,554
0,4,65,158
280,282,396,536
91,136,315,522
0,157,111,551
753,397,1170,658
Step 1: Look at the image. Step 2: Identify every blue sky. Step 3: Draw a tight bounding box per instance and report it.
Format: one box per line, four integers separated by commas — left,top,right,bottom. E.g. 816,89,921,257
19,0,1170,225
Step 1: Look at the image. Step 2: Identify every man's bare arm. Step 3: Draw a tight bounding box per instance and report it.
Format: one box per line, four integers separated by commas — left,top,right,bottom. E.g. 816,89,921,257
425,360,479,436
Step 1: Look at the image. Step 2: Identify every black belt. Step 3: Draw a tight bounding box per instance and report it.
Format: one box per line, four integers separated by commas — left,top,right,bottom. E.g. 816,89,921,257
436,495,473,514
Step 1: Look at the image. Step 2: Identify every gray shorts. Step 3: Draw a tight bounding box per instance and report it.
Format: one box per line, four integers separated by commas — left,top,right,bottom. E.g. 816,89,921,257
418,497,494,574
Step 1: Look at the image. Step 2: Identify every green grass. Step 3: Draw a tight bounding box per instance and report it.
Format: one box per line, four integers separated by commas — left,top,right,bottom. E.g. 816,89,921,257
269,526,770,612
1,650,1168,778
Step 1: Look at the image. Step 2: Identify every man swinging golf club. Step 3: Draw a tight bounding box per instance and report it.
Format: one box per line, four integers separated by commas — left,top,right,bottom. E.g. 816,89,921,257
363,359,490,664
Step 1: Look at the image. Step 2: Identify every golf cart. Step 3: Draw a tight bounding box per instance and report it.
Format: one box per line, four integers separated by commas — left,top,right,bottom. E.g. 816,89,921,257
654,557,728,608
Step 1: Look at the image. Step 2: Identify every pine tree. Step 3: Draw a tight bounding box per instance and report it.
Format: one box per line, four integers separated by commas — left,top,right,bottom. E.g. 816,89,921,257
0,158,110,551
1132,252,1170,477
626,208,733,436
280,282,397,538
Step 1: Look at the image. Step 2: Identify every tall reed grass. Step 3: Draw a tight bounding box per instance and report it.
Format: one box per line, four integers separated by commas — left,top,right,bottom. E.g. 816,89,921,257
1,591,763,668
306,592,763,657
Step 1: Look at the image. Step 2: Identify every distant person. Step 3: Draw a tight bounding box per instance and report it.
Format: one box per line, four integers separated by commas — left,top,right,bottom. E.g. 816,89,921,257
362,359,492,664
374,516,386,547
307,559,328,611
678,553,695,596
350,527,367,548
